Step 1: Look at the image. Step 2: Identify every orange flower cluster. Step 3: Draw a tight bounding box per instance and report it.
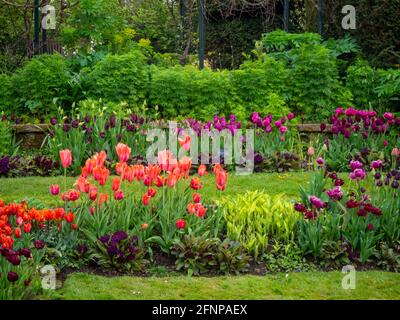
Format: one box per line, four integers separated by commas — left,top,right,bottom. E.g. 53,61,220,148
56,143,228,230
0,200,76,249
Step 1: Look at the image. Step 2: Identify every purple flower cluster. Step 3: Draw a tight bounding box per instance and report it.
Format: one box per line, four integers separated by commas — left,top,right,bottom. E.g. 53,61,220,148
327,107,400,138
375,169,400,189
250,112,295,134
326,186,343,201
99,231,140,263
309,195,326,209
181,115,242,136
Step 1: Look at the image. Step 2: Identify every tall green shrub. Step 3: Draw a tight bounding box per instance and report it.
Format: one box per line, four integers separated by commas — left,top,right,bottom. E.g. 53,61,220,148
11,54,71,118
83,51,149,105
0,73,13,113
149,65,235,119
288,44,351,120
231,57,289,114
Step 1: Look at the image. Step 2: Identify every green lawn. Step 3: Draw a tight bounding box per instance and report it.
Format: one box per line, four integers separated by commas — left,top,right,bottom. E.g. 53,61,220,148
0,172,313,205
59,272,400,300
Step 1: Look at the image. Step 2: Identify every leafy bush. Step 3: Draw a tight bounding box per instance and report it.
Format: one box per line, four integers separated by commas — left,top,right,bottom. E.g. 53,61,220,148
150,65,235,120
231,57,289,114
11,54,72,118
0,120,18,157
220,191,302,259
0,74,13,113
171,234,250,276
82,51,149,105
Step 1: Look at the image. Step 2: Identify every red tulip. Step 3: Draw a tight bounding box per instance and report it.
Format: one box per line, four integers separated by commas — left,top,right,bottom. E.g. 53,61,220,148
23,222,32,233
59,149,72,168
50,185,60,196
196,205,207,218
72,224,78,230
116,143,131,163
193,193,201,203
64,212,75,223
89,186,98,201
14,227,21,238
176,219,186,229
114,189,124,201
147,187,157,198
112,177,121,192
142,193,150,206
190,177,203,190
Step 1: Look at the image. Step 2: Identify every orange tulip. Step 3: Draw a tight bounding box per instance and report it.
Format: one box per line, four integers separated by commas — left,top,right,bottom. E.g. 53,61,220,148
74,177,90,193
167,173,179,188
59,149,72,168
116,143,131,163
178,156,192,178
93,166,110,186
216,169,228,191
198,164,207,177
187,203,196,214
141,223,149,230
179,134,191,151
92,151,107,168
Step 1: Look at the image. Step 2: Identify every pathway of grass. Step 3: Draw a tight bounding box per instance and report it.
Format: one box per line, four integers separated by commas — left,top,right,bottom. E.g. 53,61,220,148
59,272,400,300
0,172,313,205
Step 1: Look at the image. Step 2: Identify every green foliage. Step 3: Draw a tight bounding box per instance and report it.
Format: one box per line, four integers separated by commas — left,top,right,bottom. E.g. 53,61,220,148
0,74,13,113
11,54,71,118
231,57,289,113
60,0,127,54
220,191,302,259
288,43,349,120
0,120,18,157
149,65,234,119
82,51,149,105
171,234,250,276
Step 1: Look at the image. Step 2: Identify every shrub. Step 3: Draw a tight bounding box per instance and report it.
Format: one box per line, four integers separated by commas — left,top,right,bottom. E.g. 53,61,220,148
0,74,13,113
231,57,289,114
219,191,302,259
0,119,18,157
82,51,149,105
11,54,71,118
149,65,235,120
288,43,351,120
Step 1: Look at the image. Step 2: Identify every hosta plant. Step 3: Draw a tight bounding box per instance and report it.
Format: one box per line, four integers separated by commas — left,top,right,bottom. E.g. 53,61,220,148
219,191,302,259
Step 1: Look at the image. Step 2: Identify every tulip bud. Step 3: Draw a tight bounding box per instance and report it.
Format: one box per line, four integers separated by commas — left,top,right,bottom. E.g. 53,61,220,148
307,146,315,156
392,148,400,157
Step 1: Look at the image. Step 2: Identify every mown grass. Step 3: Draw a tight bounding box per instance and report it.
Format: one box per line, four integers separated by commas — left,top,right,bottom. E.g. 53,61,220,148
58,272,400,300
0,172,313,206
